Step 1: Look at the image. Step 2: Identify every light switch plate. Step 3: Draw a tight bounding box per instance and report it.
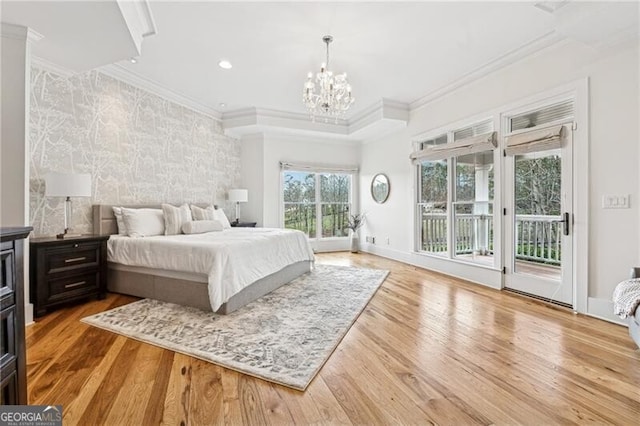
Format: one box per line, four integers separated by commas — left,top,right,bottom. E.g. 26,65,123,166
602,194,630,209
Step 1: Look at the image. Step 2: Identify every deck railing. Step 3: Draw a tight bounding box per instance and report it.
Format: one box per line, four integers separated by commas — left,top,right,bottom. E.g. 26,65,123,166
419,213,493,255
515,214,562,265
420,212,561,265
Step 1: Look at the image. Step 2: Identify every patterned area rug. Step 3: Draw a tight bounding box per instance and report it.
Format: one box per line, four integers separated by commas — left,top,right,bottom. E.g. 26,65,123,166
82,264,389,390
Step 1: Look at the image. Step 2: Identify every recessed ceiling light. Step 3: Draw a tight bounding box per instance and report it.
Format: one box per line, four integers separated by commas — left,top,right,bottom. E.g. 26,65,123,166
219,103,227,108
218,60,232,70
130,57,137,64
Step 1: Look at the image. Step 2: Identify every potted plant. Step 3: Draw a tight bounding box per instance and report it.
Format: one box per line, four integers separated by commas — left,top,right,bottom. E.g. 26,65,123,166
346,213,365,253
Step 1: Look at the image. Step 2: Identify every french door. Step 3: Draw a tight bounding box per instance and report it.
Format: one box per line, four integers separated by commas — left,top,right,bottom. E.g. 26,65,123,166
504,122,574,306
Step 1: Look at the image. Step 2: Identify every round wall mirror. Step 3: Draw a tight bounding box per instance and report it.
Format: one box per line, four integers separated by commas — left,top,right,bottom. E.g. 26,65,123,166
371,173,390,204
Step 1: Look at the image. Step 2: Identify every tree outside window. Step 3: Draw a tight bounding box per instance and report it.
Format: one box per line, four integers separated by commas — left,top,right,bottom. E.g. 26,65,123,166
283,171,351,239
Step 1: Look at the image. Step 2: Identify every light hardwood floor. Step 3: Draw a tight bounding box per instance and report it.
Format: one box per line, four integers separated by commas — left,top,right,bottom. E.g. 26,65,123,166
26,252,640,425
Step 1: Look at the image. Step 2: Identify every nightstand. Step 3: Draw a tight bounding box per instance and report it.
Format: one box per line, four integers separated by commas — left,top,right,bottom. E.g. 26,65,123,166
230,222,257,228
30,234,109,318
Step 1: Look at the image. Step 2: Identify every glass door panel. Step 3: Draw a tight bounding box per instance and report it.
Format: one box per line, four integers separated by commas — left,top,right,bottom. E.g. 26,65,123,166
514,151,562,281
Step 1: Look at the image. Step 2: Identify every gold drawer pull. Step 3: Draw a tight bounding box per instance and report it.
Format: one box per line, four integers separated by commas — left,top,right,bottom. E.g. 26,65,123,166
65,257,86,263
64,281,86,289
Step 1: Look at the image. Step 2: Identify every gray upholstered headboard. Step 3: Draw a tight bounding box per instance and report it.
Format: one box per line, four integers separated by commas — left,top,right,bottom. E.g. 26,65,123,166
92,204,216,235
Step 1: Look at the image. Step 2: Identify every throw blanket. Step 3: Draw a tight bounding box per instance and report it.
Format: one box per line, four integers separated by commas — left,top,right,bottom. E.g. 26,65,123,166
612,278,640,319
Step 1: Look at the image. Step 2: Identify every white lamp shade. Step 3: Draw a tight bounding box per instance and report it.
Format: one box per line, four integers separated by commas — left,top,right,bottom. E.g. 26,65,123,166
228,189,248,203
45,173,92,197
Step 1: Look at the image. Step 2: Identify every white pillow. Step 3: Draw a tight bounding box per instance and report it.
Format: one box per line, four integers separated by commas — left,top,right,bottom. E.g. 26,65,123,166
112,206,127,235
162,203,192,235
181,220,223,234
122,208,165,237
190,204,216,221
213,208,231,229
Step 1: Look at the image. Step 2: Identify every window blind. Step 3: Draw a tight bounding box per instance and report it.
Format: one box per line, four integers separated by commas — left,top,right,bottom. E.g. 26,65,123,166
504,124,566,156
419,134,448,150
510,100,573,132
453,119,493,141
410,131,497,165
279,161,358,173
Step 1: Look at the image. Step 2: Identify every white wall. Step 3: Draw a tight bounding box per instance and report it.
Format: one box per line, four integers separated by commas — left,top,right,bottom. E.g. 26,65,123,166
1,24,32,227
241,133,360,251
239,133,265,225
1,24,38,325
360,39,639,318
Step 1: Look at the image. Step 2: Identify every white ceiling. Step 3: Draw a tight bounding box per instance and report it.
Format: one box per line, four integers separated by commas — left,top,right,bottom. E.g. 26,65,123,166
1,0,139,71
2,1,638,124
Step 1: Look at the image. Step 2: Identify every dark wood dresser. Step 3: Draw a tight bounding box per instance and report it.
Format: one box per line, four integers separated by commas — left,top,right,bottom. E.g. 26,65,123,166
0,226,32,405
30,234,109,318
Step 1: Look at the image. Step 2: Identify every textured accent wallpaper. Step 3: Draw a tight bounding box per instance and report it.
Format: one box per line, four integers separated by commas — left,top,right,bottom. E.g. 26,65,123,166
29,67,241,236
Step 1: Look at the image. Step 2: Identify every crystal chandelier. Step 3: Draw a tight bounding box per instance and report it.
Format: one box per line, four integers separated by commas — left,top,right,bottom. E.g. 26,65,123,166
303,35,354,122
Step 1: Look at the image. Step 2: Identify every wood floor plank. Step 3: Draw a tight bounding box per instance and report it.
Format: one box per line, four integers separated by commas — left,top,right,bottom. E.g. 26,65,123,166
28,326,117,407
143,350,175,425
186,360,224,426
76,338,142,425
304,374,353,425
160,353,193,426
104,342,165,426
237,374,269,425
220,368,243,424
61,336,128,425
23,252,640,425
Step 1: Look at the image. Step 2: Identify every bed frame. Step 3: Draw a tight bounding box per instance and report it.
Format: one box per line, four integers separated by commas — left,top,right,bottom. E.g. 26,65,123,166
92,204,311,314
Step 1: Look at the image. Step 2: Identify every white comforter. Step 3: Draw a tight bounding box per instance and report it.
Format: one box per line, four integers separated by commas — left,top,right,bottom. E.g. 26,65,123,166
107,228,315,311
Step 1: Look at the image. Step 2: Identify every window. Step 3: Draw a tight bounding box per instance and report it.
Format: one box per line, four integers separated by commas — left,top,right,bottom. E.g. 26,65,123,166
453,151,494,262
283,170,352,239
320,174,350,238
417,135,448,255
415,119,496,265
283,171,316,238
509,100,574,132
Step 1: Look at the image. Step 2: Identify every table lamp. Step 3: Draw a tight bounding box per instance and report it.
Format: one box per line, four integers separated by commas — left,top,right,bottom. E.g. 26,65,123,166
228,189,248,224
45,172,91,238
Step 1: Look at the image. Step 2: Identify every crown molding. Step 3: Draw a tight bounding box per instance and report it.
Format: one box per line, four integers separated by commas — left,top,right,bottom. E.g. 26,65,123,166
116,0,157,56
99,63,222,120
0,23,43,43
224,107,348,127
410,30,565,112
223,100,408,143
223,107,350,139
31,55,74,78
263,131,363,147
349,98,409,136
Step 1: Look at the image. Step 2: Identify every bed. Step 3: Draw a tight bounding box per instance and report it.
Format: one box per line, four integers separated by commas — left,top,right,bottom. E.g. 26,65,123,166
92,204,314,314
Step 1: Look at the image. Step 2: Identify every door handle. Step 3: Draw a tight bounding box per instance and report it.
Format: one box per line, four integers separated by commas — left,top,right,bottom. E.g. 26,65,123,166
553,212,570,236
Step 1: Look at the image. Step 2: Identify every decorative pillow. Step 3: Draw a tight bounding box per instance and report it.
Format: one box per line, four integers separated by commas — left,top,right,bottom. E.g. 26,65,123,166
190,204,216,221
213,208,232,229
112,206,127,235
162,203,192,235
181,220,223,234
122,208,165,237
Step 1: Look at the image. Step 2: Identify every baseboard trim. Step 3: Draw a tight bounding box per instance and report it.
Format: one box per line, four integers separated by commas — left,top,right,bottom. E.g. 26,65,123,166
361,244,502,290
25,303,34,327
587,297,627,326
